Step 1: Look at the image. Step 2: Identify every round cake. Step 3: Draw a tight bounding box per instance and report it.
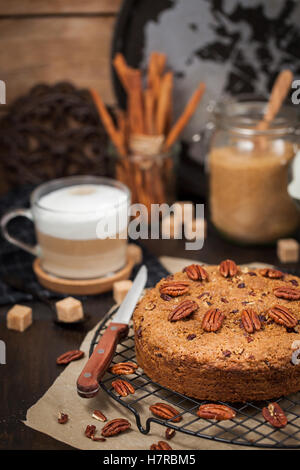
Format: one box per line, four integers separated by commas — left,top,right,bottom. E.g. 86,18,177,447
133,260,300,402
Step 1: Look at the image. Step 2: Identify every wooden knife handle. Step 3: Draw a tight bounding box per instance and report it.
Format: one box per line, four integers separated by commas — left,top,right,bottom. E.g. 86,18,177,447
76,322,129,398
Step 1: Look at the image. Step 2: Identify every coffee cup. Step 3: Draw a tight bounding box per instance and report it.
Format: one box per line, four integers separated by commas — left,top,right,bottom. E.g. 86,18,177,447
1,176,130,279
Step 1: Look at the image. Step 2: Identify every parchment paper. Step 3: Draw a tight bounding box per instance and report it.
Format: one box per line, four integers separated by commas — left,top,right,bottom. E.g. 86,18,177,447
24,258,273,450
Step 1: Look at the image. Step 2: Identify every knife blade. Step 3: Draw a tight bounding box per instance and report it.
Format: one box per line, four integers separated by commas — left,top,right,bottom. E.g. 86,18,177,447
76,265,147,398
111,265,147,324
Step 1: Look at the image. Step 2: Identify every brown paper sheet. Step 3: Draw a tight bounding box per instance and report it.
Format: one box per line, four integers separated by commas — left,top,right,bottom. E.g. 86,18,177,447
24,258,272,450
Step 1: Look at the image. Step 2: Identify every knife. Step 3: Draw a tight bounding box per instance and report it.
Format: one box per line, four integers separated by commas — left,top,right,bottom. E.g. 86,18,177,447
76,265,147,398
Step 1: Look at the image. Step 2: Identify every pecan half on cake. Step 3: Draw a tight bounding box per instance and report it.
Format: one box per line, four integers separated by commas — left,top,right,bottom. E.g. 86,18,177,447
133,262,300,402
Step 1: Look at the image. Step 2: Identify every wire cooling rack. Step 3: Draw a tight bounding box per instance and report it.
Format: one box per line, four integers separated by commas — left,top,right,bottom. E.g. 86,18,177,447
90,307,300,449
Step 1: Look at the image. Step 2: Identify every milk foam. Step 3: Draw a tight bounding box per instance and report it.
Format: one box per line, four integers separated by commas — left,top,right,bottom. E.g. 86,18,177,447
34,184,129,240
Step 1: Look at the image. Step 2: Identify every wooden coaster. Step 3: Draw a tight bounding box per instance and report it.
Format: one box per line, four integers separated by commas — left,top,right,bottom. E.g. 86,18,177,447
33,245,141,295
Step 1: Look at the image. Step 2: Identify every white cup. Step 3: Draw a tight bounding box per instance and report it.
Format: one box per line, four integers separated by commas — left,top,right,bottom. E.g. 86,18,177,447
1,176,131,279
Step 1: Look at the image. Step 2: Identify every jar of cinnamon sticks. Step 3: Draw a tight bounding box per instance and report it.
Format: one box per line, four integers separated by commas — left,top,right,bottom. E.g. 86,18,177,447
115,134,176,213
89,51,205,215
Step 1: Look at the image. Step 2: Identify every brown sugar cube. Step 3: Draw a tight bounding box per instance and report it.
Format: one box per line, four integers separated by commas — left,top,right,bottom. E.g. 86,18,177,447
7,304,32,332
55,297,84,323
127,244,143,265
184,218,207,240
162,215,182,239
113,280,133,304
173,201,194,225
277,238,299,263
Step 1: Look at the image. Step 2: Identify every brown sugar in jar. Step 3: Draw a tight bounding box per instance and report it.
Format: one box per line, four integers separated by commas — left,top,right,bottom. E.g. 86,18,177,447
208,98,299,244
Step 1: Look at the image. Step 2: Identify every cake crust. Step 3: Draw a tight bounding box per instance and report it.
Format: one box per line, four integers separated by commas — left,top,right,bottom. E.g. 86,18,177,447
133,263,300,402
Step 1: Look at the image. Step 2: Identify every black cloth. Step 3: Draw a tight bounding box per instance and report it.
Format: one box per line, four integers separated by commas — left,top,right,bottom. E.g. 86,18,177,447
0,185,169,305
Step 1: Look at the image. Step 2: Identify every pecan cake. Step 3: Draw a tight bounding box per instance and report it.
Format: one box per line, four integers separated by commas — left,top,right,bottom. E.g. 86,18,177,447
133,261,300,402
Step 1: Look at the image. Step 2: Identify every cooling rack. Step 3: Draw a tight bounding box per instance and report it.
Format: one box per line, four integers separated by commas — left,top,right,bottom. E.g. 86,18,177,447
90,307,300,449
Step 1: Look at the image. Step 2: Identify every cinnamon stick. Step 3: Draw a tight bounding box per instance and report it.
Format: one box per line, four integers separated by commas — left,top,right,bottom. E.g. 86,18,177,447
113,53,130,91
255,69,293,150
163,82,206,151
156,72,173,135
144,88,155,135
148,52,159,88
148,52,161,101
127,69,145,134
116,109,127,148
152,159,166,205
257,69,293,130
113,53,139,93
89,88,127,157
156,53,167,75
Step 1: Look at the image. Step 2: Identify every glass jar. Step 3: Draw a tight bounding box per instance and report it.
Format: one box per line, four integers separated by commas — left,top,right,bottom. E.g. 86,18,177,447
288,150,300,211
116,151,174,214
208,96,300,244
113,134,179,216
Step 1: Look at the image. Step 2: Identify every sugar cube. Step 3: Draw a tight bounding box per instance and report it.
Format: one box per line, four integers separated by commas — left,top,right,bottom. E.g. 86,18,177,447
7,304,32,332
55,297,84,323
113,280,133,304
277,238,299,263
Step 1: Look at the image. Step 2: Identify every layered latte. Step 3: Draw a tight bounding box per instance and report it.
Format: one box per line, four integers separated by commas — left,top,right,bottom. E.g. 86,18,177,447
33,183,129,279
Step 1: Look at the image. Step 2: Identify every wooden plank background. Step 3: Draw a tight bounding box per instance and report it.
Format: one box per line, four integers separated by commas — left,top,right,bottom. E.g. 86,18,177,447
0,0,122,15
0,0,123,105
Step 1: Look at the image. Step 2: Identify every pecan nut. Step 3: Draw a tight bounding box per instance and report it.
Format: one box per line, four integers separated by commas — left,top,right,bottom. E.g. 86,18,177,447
202,308,225,332
56,350,84,365
150,441,173,450
109,361,138,375
92,410,107,422
85,424,96,439
111,379,135,397
168,299,198,322
159,281,190,297
268,305,297,328
160,293,172,301
241,308,261,334
197,404,236,420
273,286,300,300
262,403,287,428
259,268,284,279
219,259,238,278
144,301,156,310
183,264,208,281
165,427,176,440
85,424,106,441
91,436,106,442
149,403,182,422
101,418,131,437
58,412,68,424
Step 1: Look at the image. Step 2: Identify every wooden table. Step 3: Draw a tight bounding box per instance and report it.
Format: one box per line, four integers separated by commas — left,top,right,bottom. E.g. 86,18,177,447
0,223,298,449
